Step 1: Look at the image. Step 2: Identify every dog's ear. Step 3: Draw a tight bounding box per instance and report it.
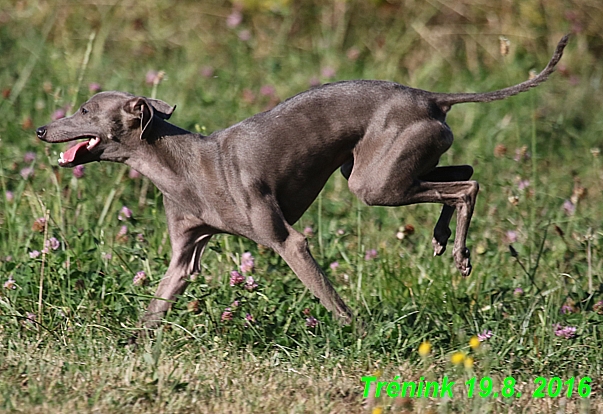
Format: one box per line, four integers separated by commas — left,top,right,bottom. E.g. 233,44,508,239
148,98,176,120
124,97,154,140
124,97,176,139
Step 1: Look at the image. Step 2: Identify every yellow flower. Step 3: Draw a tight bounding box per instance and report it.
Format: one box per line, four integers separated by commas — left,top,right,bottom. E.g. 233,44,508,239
372,369,382,379
451,351,465,365
418,341,431,357
469,336,480,349
464,356,474,369
372,407,383,414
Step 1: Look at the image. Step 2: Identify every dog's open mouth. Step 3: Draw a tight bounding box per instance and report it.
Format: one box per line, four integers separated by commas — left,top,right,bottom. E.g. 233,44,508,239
58,137,101,167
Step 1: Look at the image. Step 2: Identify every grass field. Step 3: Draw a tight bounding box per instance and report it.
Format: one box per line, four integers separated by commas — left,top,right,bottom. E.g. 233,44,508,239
1,1,602,413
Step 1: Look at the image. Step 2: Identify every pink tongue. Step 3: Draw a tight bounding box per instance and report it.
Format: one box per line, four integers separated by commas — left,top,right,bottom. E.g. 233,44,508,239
63,141,89,163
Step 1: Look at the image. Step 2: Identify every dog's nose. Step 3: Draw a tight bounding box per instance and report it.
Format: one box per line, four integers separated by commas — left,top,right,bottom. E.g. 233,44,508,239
36,126,47,139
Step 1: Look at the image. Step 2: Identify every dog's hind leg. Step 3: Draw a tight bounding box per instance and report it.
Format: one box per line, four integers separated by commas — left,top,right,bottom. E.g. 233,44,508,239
419,165,474,256
340,159,354,180
348,120,478,276
353,177,479,276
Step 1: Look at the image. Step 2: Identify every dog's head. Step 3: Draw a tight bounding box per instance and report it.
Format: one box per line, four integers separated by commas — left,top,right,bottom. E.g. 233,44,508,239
36,91,175,167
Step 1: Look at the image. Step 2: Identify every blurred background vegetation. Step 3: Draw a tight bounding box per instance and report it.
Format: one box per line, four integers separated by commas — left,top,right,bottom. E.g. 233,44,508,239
2,0,602,127
2,0,602,171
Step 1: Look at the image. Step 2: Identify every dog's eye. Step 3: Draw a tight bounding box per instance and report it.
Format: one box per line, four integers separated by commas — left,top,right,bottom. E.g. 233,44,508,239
81,107,89,115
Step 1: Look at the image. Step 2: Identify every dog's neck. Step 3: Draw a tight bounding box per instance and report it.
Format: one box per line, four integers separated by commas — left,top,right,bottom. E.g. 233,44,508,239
125,121,213,201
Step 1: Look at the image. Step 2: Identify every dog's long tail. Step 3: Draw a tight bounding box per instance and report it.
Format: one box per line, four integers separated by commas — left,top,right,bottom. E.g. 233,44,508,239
433,35,569,112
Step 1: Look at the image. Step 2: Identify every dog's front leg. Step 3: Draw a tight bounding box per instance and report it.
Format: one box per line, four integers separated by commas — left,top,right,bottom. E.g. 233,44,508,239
244,201,353,324
141,240,209,330
277,230,354,324
141,199,213,331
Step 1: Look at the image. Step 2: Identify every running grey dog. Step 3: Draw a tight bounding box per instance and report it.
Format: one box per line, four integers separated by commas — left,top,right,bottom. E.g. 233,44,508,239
37,35,568,329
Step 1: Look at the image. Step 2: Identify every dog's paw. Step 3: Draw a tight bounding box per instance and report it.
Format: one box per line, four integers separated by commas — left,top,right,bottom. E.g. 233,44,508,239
432,226,451,256
337,311,353,326
453,247,472,276
354,318,368,338
126,334,140,350
432,237,447,256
